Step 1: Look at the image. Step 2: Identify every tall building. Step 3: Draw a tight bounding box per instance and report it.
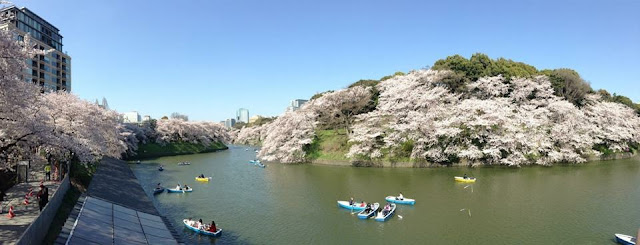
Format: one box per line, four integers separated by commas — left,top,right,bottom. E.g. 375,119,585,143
236,108,249,124
286,99,308,112
225,118,236,128
0,6,71,92
123,111,141,124
95,97,109,109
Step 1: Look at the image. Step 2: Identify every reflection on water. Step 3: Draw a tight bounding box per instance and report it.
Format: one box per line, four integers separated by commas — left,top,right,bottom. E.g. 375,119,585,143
131,145,640,244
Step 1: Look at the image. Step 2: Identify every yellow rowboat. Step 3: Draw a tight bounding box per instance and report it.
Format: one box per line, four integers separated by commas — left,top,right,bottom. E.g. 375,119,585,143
195,177,212,182
454,176,477,183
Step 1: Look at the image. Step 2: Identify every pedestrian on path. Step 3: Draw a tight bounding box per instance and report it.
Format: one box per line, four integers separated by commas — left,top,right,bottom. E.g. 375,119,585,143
44,164,51,181
37,186,49,211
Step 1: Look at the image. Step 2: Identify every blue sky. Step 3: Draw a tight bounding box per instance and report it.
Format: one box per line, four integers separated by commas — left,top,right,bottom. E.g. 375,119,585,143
9,0,640,121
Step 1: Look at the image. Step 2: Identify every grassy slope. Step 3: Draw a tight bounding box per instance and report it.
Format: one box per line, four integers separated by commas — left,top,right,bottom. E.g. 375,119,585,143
130,141,228,160
306,129,350,161
306,129,417,164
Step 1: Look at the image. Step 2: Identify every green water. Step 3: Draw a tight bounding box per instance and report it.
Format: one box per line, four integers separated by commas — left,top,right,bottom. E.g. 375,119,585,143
131,145,640,244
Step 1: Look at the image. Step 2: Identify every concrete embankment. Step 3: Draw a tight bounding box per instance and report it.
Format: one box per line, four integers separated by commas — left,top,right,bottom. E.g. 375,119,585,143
310,152,637,168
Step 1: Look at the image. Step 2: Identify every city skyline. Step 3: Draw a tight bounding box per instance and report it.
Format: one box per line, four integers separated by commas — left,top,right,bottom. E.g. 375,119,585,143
5,0,639,122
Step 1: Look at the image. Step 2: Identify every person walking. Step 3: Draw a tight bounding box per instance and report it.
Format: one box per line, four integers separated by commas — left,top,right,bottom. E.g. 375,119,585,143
44,164,51,181
37,186,47,211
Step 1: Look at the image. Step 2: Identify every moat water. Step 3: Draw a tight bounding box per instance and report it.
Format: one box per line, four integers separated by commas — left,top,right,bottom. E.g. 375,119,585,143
131,145,640,244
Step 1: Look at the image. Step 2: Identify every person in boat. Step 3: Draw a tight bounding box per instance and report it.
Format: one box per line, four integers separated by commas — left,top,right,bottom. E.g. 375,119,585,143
176,184,182,190
198,219,204,229
463,174,468,179
397,192,404,200
364,203,372,213
383,203,391,215
349,197,354,206
184,184,190,191
187,218,194,226
156,183,162,189
208,220,217,232
198,174,205,178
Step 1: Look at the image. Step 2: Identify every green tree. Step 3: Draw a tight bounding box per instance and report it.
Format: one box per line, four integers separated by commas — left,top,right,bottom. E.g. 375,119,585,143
233,121,246,129
380,71,406,81
549,69,592,106
348,79,379,88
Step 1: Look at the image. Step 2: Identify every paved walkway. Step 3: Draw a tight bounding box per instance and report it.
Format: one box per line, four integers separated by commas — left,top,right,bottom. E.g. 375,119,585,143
0,157,61,245
56,157,182,244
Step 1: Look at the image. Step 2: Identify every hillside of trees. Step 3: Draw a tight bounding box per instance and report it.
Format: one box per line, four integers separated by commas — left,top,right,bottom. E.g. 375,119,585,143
235,54,640,166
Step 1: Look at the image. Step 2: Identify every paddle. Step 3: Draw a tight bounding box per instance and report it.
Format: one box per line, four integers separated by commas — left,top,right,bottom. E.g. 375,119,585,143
459,208,472,217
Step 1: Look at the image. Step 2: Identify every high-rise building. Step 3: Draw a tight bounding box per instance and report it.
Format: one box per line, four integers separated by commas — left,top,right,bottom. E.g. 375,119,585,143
0,6,71,92
236,108,249,124
225,118,236,128
286,99,308,112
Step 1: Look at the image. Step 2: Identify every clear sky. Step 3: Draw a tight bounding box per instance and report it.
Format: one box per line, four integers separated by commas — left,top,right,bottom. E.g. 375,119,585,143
8,0,640,121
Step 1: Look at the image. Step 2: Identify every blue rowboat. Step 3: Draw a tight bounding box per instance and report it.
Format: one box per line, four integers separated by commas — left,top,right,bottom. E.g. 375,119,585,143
375,203,396,222
167,187,193,193
249,160,261,164
357,203,379,219
183,219,222,237
385,196,415,205
615,234,637,245
153,187,164,195
337,201,366,211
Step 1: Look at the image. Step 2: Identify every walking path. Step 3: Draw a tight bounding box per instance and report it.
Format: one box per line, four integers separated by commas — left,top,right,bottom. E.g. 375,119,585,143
0,157,61,245
56,157,182,244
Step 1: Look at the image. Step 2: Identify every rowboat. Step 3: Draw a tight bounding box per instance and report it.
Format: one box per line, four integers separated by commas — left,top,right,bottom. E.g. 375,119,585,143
158,166,164,171
183,219,222,237
195,177,212,182
153,187,164,195
615,234,637,245
357,203,379,219
454,176,477,183
249,160,261,164
337,201,366,211
255,162,266,168
178,162,191,165
385,196,415,205
167,187,193,193
375,203,397,222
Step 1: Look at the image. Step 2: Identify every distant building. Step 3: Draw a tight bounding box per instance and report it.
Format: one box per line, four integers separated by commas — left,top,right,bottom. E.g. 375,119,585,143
123,111,141,124
225,118,236,128
142,115,151,122
95,97,109,110
236,108,249,123
286,99,308,112
249,115,263,124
